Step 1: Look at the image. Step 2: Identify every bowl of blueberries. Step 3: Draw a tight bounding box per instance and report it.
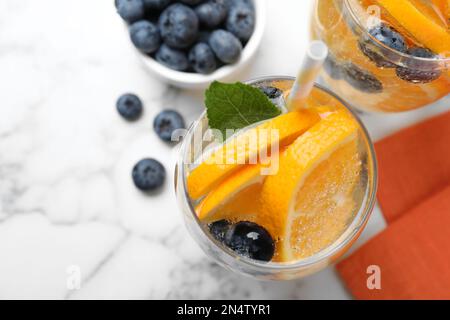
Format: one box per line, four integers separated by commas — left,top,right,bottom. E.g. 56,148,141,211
115,0,265,89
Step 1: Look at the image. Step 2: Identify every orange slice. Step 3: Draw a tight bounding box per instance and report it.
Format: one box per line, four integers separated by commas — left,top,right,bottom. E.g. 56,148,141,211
196,164,264,221
259,110,361,262
376,0,450,54
187,110,320,200
431,0,450,23
409,0,448,28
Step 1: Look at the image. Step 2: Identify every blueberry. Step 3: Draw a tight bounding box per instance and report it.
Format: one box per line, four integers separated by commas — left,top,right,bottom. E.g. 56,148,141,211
179,0,204,5
209,30,243,64
259,86,282,99
115,0,145,23
153,110,186,142
409,47,436,58
132,159,166,191
342,63,383,93
359,23,406,68
158,3,199,49
226,4,255,42
208,220,231,243
324,53,343,80
116,93,143,120
129,20,161,53
143,0,171,10
396,47,442,83
369,24,406,52
195,0,228,29
189,43,217,74
155,44,189,71
229,0,253,9
224,221,275,262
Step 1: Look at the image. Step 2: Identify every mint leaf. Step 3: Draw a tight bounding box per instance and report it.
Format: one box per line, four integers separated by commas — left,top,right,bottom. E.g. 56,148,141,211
205,81,281,139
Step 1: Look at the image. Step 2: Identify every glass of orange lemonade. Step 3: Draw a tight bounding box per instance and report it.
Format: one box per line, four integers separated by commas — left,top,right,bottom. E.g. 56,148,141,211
175,76,377,280
311,0,450,112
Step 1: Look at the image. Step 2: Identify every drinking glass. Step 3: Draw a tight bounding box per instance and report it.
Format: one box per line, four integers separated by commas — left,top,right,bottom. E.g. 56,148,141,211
175,76,377,280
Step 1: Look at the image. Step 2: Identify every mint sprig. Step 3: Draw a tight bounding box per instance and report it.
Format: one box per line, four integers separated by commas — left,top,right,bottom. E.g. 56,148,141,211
205,81,281,139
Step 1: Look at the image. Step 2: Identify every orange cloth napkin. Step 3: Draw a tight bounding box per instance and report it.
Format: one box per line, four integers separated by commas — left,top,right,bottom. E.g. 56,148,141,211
337,185,450,300
337,111,450,299
376,111,450,223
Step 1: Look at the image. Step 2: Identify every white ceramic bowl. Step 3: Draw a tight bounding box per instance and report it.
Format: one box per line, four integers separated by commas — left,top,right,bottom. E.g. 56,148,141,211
127,0,267,89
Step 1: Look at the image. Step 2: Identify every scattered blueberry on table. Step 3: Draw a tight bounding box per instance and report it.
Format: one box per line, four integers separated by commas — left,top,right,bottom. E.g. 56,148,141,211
116,0,256,74
116,92,186,191
153,109,186,142
116,93,143,120
132,158,166,191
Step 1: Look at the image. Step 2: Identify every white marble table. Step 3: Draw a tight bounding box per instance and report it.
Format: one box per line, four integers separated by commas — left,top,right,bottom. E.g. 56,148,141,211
0,0,448,299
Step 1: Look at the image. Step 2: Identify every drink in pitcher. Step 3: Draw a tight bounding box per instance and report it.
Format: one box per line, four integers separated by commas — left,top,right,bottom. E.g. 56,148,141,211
311,0,450,112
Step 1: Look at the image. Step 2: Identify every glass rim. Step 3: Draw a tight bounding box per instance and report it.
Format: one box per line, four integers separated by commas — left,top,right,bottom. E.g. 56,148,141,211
343,0,450,65
177,75,378,272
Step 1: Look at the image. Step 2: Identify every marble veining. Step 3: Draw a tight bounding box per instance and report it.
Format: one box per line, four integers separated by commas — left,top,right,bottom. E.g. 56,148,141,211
0,0,448,299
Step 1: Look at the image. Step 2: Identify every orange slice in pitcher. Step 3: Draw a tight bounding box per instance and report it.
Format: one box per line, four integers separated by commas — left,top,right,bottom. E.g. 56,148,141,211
431,0,450,23
376,0,450,54
187,110,320,200
259,110,361,262
408,0,448,28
